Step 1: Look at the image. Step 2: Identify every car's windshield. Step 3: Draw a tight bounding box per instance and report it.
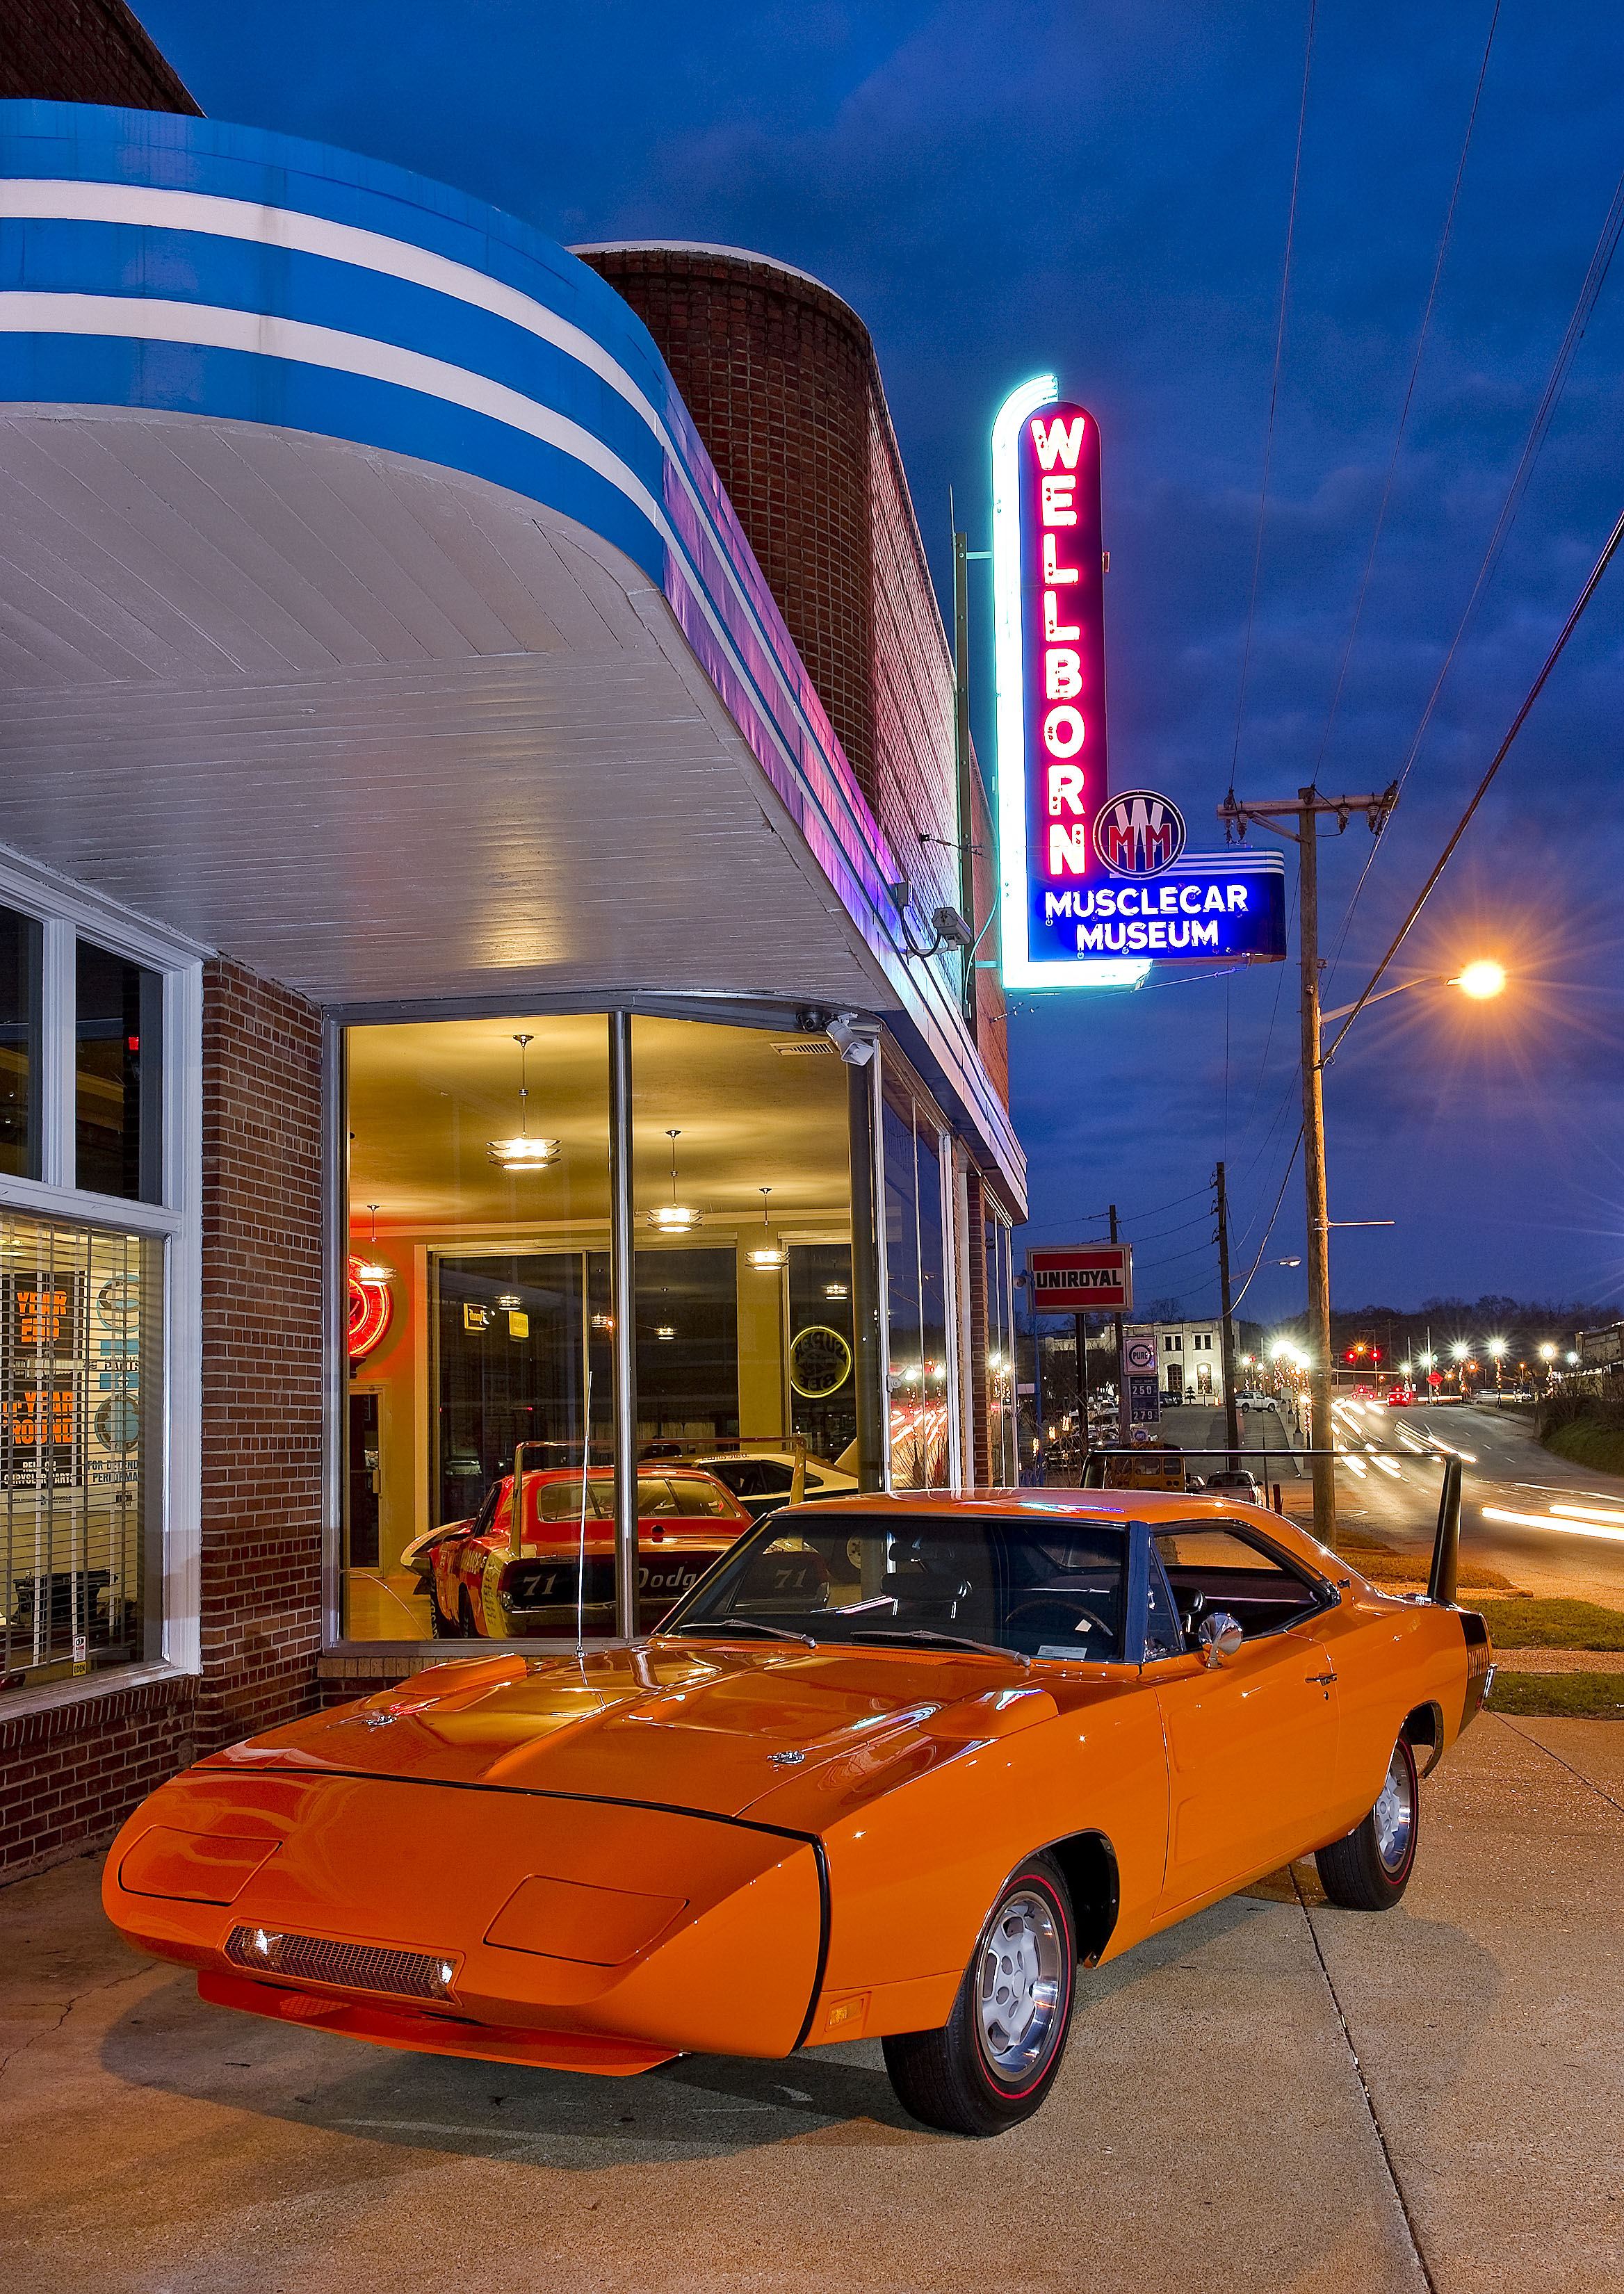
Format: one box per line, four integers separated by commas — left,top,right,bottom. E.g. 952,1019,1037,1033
660,1511,1128,1661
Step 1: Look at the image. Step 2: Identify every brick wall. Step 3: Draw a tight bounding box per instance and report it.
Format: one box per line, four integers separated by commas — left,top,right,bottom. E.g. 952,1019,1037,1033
580,245,986,999
0,0,201,110
583,247,877,802
0,1671,197,1878
197,957,325,1750
0,956,324,1879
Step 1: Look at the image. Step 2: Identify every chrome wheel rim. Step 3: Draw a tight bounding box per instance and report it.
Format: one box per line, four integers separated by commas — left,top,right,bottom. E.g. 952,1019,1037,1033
975,1887,1064,2085
1373,1743,1415,1876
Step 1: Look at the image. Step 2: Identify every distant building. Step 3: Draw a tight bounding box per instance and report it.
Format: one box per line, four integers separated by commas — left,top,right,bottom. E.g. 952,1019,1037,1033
1155,1320,1241,1405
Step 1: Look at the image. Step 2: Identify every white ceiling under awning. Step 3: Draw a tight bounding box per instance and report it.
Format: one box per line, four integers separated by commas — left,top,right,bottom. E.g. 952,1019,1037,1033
0,407,891,1015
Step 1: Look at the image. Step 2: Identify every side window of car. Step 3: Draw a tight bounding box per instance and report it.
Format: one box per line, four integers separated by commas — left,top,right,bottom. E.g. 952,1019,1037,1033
670,1476,735,1517
1153,1524,1323,1643
471,1481,501,1536
637,1477,681,1516
1144,1545,1184,1660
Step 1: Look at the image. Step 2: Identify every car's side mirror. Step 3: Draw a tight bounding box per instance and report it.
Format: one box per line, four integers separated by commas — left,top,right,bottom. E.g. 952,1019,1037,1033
1197,1611,1244,1667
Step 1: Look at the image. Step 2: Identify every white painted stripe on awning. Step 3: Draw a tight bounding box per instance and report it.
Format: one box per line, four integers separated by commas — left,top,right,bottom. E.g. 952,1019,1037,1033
0,179,658,437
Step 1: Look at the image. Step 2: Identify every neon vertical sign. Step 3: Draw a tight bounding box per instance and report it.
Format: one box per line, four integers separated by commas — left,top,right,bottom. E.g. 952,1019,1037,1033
993,376,1147,988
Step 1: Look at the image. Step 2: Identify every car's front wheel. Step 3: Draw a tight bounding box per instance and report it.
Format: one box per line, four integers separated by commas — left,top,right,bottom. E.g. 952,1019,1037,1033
882,1855,1076,2136
1315,1734,1418,1910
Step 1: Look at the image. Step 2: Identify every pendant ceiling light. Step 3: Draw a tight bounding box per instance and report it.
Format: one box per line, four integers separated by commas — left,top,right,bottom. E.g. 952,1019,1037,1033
487,1033,559,1171
353,1203,395,1284
748,1184,786,1270
644,1128,701,1230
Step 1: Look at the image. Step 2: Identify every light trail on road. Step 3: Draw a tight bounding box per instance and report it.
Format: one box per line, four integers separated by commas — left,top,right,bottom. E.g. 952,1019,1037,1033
1548,1502,1624,1528
1481,1504,1624,1543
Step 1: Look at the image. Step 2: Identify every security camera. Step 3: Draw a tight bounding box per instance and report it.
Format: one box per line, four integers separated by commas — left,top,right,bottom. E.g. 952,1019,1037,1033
826,1014,877,1066
929,904,974,951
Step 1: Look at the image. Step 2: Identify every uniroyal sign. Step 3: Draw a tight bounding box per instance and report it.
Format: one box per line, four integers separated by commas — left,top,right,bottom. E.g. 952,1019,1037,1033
1026,1245,1132,1314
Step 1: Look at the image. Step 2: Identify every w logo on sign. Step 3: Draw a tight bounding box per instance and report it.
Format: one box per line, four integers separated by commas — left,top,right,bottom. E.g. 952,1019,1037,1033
1093,791,1186,877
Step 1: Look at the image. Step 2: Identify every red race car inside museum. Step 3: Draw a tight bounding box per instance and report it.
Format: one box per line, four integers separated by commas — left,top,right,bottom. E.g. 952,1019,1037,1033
418,1464,753,1640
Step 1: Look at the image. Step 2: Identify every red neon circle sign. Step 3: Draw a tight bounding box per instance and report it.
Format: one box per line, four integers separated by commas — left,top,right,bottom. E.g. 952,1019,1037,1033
348,1255,393,1360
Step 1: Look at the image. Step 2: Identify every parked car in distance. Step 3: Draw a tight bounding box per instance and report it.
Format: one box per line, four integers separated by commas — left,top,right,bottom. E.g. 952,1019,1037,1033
104,1490,1495,2139
1202,1469,1263,1499
413,1463,752,1639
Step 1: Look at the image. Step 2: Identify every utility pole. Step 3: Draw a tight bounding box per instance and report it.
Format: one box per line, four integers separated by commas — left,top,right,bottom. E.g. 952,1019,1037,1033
1217,781,1397,1544
1111,1203,1129,1447
1074,1310,1088,1477
951,519,978,1034
1215,1161,1240,1462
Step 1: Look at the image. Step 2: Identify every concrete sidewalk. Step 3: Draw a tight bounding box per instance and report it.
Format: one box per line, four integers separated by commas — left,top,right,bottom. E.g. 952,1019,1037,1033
1,1714,1618,2294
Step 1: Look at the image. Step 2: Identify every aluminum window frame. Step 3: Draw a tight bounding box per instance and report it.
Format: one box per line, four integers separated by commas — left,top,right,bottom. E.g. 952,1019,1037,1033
0,850,206,1706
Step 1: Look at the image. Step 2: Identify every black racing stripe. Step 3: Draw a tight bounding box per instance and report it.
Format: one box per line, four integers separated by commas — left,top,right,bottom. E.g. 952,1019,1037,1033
201,1759,821,1847
791,1840,833,2053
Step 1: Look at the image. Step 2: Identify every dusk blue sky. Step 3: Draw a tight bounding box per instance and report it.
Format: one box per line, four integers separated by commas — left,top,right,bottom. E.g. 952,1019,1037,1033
140,1,1624,1326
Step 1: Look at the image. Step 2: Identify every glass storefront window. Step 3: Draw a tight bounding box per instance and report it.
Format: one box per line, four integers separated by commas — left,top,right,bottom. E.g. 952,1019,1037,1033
0,906,42,1182
884,1080,952,1490
986,1214,1016,1484
76,940,163,1203
343,1014,611,1641
342,1012,853,1643
629,1017,852,1466
1,1211,161,1689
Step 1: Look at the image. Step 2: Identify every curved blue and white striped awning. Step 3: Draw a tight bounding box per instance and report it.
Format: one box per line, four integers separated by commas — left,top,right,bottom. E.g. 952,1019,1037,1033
0,102,1021,1201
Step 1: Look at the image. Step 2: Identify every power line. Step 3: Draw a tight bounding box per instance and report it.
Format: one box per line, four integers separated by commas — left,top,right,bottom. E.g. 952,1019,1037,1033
1326,496,1624,1057
1313,0,1502,780
1324,149,1624,981
1231,1127,1307,1310
1228,0,1318,782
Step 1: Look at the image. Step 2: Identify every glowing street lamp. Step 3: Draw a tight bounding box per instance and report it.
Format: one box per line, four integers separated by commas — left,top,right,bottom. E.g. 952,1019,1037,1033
1487,1337,1508,1399
1456,960,1507,1000
1320,961,1509,1024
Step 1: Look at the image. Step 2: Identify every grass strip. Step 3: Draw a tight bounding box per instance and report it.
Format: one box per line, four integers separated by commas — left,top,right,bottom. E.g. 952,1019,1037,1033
1488,1670,1624,1719
1473,1596,1624,1649
1349,1547,1511,1590
1541,1419,1624,1476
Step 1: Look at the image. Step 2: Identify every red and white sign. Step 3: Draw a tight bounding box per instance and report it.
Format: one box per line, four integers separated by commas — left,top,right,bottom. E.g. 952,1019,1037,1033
1026,1244,1132,1313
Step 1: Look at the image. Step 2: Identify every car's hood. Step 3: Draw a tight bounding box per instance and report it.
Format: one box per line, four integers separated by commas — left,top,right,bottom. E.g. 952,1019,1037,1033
206,1642,1085,1821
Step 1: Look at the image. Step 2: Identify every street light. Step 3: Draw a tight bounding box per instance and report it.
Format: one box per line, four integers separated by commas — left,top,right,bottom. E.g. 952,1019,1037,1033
1299,958,1507,1540
1487,1337,1507,1400
1319,963,1508,1024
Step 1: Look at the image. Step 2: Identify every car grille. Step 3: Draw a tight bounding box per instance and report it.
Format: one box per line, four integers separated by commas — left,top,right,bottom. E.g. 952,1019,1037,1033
225,1925,456,2001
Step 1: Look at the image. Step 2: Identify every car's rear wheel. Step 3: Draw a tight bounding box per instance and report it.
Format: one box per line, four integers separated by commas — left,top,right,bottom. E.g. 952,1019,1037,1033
428,1585,463,1638
1315,1734,1418,1910
882,1855,1076,2136
457,1588,482,1638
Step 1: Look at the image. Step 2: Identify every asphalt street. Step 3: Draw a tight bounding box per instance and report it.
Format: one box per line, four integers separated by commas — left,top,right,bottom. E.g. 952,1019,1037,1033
1163,1400,1624,1604
2,1712,1617,2294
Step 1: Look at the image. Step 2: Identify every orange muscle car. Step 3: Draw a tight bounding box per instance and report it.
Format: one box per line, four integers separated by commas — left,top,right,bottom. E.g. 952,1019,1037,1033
103,1492,1493,2135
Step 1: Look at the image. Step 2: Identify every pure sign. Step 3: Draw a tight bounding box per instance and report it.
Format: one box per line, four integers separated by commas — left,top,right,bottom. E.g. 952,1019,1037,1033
993,376,1288,989
1027,1245,1132,1314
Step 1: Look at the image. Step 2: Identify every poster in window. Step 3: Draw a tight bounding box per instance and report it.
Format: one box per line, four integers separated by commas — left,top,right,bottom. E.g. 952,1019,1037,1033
2,1373,79,1490
2,1269,82,1358
88,1271,140,1490
1,1268,87,1489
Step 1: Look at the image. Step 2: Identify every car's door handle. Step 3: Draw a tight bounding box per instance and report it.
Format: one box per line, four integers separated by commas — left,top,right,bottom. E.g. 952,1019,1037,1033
1306,1670,1337,1685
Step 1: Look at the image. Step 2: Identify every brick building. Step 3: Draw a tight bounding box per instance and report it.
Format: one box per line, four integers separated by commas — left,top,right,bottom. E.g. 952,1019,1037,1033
0,74,1023,1871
